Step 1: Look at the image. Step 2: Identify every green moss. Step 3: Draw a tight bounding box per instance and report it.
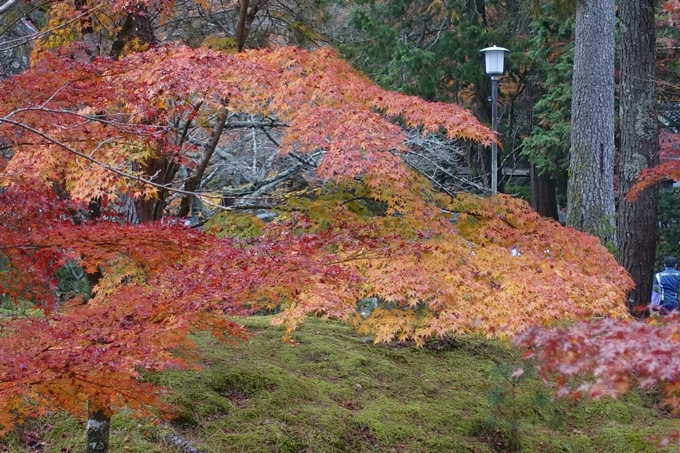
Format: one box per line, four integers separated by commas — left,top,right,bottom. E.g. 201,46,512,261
3,316,680,452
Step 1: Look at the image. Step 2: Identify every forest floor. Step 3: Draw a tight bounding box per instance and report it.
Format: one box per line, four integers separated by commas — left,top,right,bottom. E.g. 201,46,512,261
2,316,679,453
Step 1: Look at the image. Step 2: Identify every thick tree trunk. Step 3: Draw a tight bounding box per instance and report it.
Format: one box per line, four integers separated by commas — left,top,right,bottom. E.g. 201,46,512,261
616,0,658,315
566,0,616,246
108,8,171,223
133,157,177,223
530,164,558,221
86,406,110,453
110,11,157,59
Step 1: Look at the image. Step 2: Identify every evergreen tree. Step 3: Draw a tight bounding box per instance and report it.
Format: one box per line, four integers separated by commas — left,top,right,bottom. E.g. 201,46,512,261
616,0,659,313
566,0,616,246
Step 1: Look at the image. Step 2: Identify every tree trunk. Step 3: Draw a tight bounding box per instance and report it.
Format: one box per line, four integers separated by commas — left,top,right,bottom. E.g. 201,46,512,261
530,164,558,221
616,0,658,315
86,405,110,453
108,9,171,223
234,0,270,52
566,0,616,246
110,11,157,59
133,157,177,223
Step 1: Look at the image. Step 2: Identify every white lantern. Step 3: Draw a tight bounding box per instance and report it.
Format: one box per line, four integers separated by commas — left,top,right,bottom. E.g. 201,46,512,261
480,46,509,76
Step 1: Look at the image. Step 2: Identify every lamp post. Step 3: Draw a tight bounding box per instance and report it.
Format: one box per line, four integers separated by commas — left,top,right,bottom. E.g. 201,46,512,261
480,45,509,195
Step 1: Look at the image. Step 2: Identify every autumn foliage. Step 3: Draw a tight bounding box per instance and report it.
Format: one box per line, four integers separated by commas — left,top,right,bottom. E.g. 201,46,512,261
515,315,680,447
627,129,680,199
0,40,632,433
2,44,493,199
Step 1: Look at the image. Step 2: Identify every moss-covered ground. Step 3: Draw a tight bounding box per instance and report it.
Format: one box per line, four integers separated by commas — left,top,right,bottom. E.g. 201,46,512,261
2,316,679,452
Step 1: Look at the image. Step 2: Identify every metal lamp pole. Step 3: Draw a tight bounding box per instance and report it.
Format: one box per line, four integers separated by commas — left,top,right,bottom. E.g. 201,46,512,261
490,75,499,195
480,46,509,195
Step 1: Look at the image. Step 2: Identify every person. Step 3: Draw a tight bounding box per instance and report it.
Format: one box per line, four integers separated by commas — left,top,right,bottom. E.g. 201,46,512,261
653,256,680,315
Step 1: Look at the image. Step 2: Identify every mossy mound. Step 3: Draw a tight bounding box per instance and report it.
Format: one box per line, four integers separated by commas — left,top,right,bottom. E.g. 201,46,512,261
2,316,679,452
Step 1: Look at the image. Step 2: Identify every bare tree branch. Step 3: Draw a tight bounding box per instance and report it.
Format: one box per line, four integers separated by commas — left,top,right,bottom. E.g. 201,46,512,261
398,130,488,195
0,0,20,16
178,107,228,217
0,116,232,211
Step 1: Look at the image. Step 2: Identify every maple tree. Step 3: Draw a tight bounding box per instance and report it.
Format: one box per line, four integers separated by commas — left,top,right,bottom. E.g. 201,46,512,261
629,130,680,199
515,315,680,447
0,3,635,450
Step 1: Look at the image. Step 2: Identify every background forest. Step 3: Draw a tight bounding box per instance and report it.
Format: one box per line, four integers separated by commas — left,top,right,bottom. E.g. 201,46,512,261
2,0,680,452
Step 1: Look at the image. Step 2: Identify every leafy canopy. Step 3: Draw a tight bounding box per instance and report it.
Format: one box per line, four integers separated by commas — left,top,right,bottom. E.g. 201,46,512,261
0,42,631,432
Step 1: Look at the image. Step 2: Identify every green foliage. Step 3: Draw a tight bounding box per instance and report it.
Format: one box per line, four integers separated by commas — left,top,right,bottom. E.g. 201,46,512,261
200,36,238,51
480,361,529,452
337,0,516,103
504,181,531,202
280,182,388,222
0,299,40,318
520,7,574,179
337,9,441,100
54,261,89,302
336,0,537,187
655,188,680,265
2,317,676,452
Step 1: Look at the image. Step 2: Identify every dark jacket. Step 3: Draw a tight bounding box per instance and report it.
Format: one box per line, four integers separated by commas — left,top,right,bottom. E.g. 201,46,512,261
654,267,680,310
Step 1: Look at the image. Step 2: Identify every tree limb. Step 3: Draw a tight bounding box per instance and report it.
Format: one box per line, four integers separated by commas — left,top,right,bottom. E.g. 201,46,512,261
166,433,206,453
235,0,250,52
0,116,232,211
178,106,228,217
225,120,288,129
0,0,20,16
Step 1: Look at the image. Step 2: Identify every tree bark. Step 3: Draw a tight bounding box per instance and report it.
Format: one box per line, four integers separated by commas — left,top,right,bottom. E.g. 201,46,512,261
133,157,177,222
178,107,228,219
235,0,250,52
235,0,270,52
616,0,658,315
530,164,558,221
86,405,110,453
108,6,170,223
566,0,616,246
110,10,157,59
0,0,20,16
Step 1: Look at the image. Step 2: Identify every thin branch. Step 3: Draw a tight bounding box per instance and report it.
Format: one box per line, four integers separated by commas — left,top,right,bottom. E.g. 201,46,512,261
260,125,281,147
178,107,228,217
0,0,20,16
8,106,166,134
341,194,373,205
225,120,288,129
0,117,231,211
288,150,320,168
177,101,203,148
0,3,106,52
425,18,448,52
247,165,301,200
